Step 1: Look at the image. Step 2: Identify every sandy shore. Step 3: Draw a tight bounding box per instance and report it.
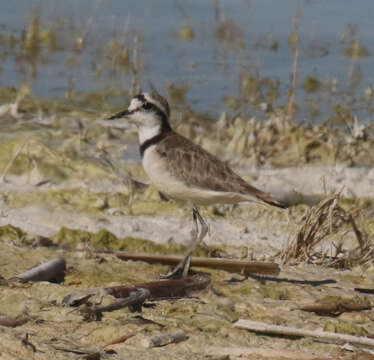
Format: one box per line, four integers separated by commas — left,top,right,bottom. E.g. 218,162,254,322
0,164,371,257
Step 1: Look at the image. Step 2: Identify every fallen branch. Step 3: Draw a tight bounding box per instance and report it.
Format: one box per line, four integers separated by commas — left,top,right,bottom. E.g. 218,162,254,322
299,301,372,316
141,330,188,348
64,276,211,321
63,275,210,312
115,252,280,276
234,319,374,348
105,274,211,299
13,257,66,283
205,346,332,360
81,288,150,321
355,288,374,295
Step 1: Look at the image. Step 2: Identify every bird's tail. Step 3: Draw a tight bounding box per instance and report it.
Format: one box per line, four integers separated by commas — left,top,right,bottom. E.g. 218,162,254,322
253,189,289,209
262,197,288,209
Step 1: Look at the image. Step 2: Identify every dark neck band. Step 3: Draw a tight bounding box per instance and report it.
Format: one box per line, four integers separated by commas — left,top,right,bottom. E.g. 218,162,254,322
139,131,170,157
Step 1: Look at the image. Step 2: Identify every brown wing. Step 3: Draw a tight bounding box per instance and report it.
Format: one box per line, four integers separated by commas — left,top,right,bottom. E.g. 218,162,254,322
156,132,287,208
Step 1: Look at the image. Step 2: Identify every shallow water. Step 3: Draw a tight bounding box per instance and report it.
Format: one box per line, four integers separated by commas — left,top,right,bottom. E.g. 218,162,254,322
1,0,373,122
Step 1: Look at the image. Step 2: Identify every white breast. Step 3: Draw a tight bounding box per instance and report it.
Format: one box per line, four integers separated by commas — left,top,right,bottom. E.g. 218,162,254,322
142,145,186,199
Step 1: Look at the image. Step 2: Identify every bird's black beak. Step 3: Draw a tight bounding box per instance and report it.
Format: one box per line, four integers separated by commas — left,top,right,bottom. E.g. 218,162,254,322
106,109,132,120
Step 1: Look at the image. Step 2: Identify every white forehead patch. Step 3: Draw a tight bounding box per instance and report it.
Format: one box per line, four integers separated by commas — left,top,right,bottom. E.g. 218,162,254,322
128,98,143,111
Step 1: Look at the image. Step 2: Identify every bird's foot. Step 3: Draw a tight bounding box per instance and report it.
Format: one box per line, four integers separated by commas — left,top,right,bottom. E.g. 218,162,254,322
160,255,191,279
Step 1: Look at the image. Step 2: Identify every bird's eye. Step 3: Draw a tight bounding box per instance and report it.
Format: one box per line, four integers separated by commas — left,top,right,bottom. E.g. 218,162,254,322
142,103,153,111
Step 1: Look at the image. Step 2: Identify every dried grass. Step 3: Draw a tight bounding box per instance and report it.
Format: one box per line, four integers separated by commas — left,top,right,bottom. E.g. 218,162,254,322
281,193,374,268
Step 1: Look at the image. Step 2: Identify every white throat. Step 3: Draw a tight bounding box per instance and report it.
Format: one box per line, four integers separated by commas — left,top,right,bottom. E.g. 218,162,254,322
138,124,162,144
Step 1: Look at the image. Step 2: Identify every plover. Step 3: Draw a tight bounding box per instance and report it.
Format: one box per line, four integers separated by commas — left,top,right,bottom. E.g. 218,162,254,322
107,90,287,277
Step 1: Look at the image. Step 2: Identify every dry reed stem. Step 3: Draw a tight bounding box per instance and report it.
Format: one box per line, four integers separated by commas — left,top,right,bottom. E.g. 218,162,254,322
130,34,140,97
0,137,30,183
281,192,374,267
286,12,300,124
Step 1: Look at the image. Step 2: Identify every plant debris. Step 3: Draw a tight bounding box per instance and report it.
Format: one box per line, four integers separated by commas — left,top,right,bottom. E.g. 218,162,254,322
105,275,211,299
298,296,372,316
281,193,374,268
80,288,150,321
141,330,188,348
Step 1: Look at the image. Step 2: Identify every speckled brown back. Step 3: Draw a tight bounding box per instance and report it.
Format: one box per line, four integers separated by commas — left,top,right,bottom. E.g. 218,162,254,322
155,132,287,208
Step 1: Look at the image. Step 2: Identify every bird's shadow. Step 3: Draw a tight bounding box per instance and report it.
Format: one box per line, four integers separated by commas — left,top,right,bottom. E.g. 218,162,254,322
227,273,336,287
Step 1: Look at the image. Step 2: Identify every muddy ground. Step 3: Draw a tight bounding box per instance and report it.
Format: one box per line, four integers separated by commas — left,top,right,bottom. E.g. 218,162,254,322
1,90,374,359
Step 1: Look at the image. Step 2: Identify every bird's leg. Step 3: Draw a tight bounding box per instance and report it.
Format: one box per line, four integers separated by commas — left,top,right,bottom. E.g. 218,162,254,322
190,207,199,241
161,207,208,279
191,207,209,251
181,207,208,277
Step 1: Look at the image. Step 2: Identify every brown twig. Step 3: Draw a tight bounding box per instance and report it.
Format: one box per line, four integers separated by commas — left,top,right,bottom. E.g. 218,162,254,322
115,252,280,276
354,288,374,295
349,213,365,249
81,288,150,321
103,329,142,348
21,333,36,353
13,257,66,283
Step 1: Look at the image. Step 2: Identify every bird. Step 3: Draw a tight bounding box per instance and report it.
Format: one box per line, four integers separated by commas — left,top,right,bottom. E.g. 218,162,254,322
107,90,287,278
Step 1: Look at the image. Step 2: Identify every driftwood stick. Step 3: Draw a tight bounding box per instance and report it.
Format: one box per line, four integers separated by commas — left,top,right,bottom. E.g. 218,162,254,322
103,329,142,348
89,288,150,315
141,330,188,348
14,257,66,283
299,302,372,316
64,275,211,316
105,274,210,299
115,252,280,275
205,346,332,360
355,287,374,295
234,319,374,348
80,289,151,321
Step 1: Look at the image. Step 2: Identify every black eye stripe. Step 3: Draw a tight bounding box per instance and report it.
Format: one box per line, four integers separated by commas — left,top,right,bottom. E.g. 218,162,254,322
133,94,167,118
142,102,154,110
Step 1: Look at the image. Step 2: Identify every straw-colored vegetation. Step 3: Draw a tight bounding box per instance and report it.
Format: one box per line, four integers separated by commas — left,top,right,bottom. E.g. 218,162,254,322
282,193,374,268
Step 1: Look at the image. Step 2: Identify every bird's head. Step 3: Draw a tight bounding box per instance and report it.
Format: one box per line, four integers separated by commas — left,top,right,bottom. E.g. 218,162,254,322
107,92,171,133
